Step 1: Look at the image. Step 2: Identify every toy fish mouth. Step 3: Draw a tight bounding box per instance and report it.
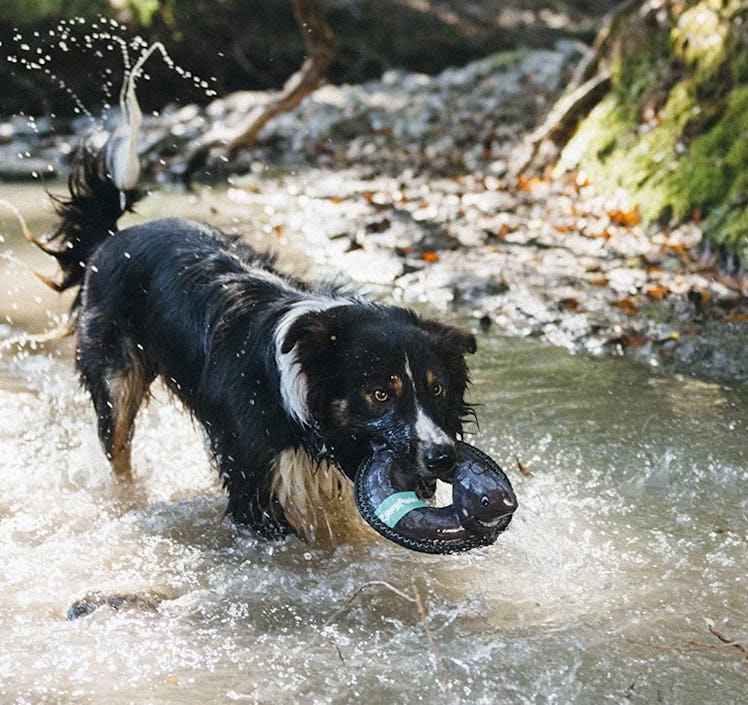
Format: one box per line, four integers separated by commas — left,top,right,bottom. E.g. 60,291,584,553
464,512,514,535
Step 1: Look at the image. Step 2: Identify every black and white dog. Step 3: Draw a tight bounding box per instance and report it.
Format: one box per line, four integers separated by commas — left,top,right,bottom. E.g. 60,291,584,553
42,145,477,542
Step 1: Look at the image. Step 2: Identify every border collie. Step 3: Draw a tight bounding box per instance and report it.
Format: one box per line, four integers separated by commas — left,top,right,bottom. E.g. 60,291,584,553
40,145,477,542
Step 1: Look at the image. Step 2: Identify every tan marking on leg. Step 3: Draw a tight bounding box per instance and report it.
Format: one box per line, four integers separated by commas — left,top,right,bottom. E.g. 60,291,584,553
270,448,375,547
107,364,150,481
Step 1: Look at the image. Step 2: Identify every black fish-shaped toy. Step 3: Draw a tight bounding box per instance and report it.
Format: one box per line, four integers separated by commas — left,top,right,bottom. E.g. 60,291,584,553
354,441,517,554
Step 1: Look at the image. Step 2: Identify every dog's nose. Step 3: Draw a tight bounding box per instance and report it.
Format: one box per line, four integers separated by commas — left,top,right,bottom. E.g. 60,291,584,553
423,444,456,477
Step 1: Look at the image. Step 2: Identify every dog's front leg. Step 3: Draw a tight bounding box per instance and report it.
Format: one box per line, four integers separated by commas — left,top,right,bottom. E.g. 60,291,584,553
217,447,293,538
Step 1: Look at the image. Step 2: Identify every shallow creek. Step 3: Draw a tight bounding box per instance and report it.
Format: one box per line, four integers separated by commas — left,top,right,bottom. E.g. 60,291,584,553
1,186,746,704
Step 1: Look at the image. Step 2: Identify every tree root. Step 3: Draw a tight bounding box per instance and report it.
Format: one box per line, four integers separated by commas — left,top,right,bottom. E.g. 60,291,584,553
511,0,645,175
182,0,333,183
510,68,611,176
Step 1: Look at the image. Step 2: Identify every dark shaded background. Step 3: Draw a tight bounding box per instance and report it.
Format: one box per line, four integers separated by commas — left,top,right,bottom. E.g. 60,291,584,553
0,0,618,116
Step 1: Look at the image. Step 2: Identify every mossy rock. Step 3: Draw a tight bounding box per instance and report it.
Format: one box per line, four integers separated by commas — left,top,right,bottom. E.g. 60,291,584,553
558,0,748,262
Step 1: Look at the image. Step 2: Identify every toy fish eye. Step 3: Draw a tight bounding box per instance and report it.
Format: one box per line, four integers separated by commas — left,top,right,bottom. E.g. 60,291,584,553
481,495,490,507
373,389,389,402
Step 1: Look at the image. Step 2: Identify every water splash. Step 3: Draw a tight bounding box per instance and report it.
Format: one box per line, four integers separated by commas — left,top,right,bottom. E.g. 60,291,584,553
105,41,158,198
0,197,38,245
4,16,218,128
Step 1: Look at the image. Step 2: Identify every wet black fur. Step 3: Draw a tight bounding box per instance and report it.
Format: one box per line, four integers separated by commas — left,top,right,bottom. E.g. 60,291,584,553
45,144,477,538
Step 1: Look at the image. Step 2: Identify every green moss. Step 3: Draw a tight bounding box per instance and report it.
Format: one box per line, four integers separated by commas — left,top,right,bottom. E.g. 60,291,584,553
559,0,748,260
672,0,728,73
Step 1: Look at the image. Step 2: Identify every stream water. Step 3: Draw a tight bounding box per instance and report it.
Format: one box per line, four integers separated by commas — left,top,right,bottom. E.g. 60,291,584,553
1,187,746,705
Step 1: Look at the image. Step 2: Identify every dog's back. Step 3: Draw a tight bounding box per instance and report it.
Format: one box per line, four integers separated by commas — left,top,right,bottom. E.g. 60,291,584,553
43,142,478,543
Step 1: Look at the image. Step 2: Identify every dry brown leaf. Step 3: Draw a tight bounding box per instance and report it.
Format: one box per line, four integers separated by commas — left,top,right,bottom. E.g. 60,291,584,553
646,285,669,298
518,174,543,192
515,457,534,477
613,298,639,315
560,297,581,310
607,206,641,227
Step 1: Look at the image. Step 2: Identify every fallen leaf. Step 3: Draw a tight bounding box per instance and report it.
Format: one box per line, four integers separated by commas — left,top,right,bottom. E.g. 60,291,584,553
726,312,748,322
607,205,641,227
329,197,344,204
366,218,390,233
613,298,639,315
515,457,534,477
559,297,581,310
421,251,440,263
518,174,543,192
687,287,712,308
646,285,669,298
608,334,648,347
395,246,414,256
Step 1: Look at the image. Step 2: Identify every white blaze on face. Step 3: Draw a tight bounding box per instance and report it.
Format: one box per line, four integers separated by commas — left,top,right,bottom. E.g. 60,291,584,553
403,355,451,447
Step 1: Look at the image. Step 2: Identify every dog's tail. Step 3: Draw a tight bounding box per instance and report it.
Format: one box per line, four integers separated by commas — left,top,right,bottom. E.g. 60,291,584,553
33,142,141,306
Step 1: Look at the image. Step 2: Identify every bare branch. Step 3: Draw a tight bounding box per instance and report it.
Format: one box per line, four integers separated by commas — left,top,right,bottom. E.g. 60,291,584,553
183,0,333,180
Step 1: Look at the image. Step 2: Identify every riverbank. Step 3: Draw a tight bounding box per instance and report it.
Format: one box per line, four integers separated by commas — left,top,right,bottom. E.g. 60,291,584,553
1,43,746,380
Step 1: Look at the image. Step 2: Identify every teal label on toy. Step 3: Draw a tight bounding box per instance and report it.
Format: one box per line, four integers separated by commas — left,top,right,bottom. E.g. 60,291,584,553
374,492,427,528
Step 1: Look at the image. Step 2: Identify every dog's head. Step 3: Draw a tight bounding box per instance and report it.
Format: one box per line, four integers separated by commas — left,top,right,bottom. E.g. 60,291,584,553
279,304,476,493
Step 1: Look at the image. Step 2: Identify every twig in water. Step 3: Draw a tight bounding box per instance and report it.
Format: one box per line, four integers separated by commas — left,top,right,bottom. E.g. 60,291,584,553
315,578,459,702
707,624,748,659
626,621,748,663
314,579,415,646
411,576,453,699
624,666,649,700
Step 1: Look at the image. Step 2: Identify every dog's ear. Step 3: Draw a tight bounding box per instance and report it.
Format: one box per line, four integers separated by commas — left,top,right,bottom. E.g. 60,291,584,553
419,319,477,356
280,308,341,357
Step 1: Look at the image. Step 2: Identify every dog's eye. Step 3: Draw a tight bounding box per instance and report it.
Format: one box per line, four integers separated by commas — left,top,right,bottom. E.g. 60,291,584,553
431,382,444,397
373,389,389,402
